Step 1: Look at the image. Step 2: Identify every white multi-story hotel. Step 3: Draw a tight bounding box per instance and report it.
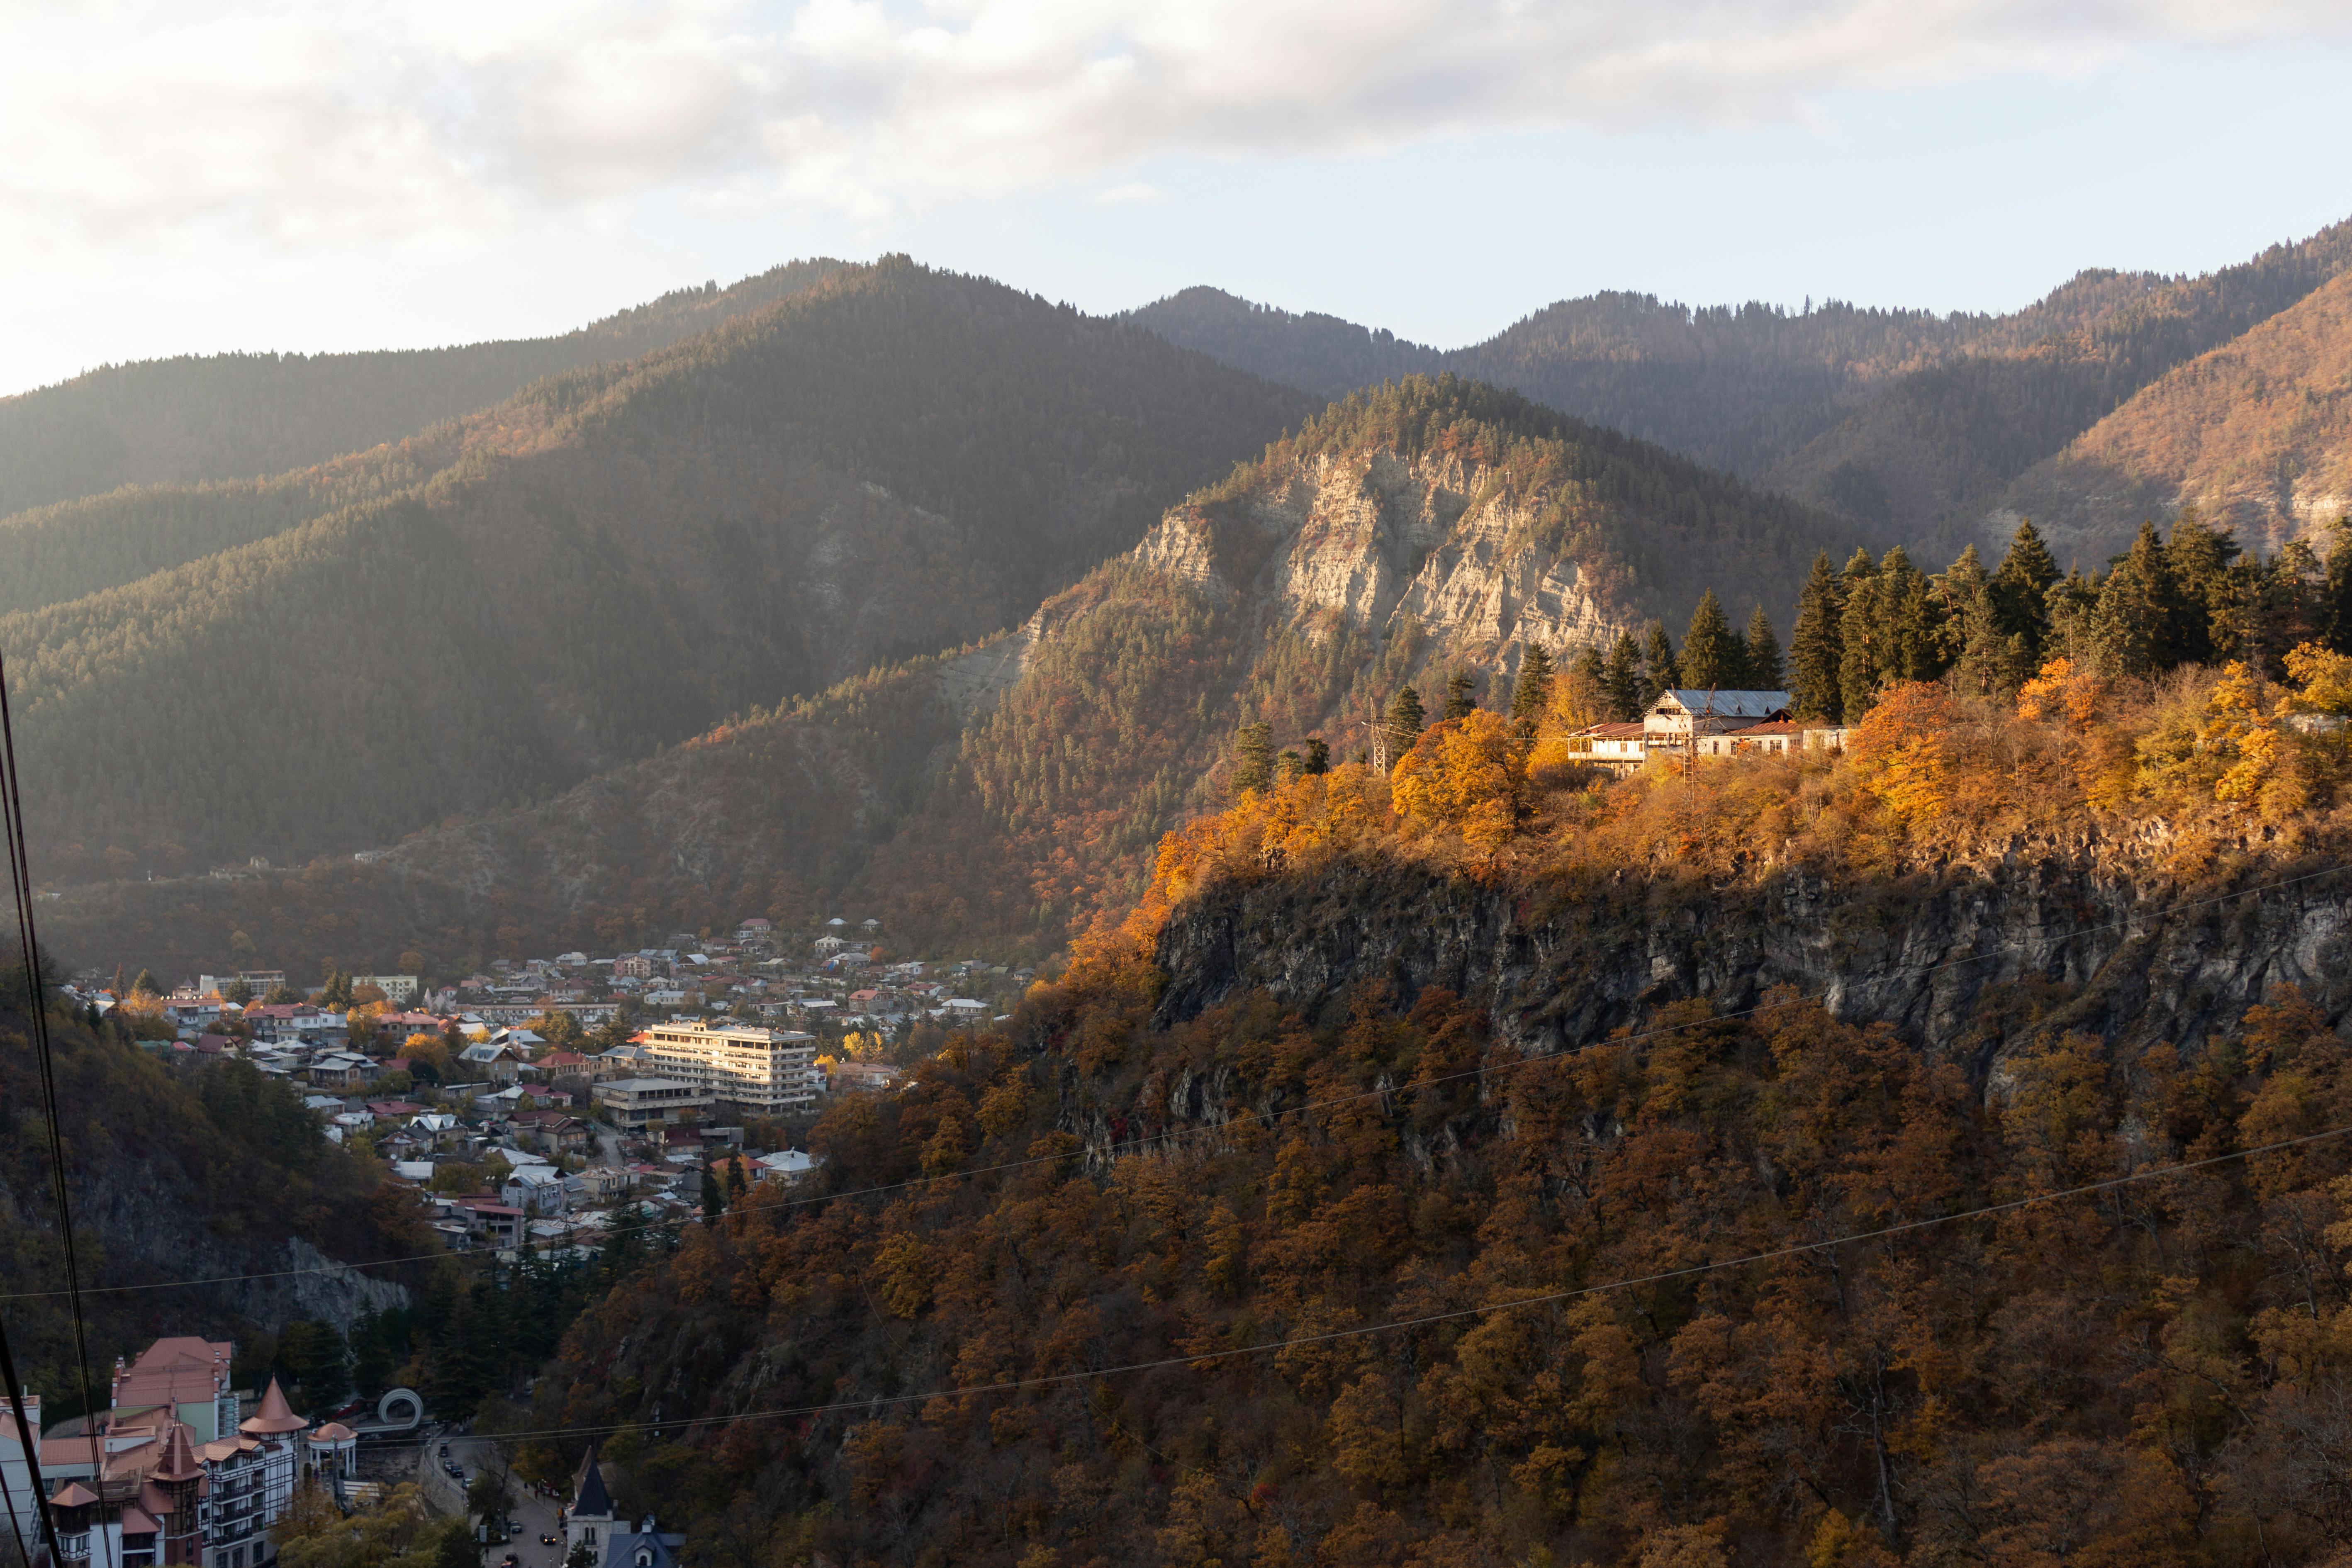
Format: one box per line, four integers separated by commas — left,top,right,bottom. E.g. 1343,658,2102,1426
637,1022,821,1115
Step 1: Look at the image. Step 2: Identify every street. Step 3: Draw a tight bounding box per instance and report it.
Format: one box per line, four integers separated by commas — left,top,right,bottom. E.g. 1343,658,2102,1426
411,1428,568,1568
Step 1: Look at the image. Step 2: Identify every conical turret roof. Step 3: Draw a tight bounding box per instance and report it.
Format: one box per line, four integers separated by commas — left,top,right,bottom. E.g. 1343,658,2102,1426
573,1448,613,1518
239,1378,306,1435
152,1424,204,1483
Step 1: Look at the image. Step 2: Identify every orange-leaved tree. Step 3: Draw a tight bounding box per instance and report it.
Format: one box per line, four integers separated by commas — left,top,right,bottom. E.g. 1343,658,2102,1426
1390,711,1524,848
1844,681,1955,828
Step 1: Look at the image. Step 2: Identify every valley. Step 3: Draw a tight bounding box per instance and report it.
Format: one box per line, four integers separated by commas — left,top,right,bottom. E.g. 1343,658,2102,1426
11,214,2352,1568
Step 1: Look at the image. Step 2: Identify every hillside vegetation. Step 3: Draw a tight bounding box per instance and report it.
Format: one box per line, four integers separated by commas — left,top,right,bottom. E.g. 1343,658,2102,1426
36,377,1860,977
0,980,424,1410
1767,219,2352,561
0,260,845,518
2004,268,2352,561
2,258,1315,880
516,641,2352,1567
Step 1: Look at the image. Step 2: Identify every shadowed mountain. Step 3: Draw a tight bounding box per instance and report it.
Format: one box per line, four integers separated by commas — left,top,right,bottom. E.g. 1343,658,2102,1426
0,260,850,519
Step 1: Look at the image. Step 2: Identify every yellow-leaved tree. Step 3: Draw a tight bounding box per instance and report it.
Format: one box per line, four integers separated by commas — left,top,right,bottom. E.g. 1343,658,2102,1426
1845,681,1954,827
1390,711,1524,848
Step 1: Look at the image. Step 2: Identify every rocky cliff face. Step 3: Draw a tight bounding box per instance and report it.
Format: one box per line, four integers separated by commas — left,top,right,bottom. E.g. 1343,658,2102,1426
1150,839,2352,1088
1138,446,1626,685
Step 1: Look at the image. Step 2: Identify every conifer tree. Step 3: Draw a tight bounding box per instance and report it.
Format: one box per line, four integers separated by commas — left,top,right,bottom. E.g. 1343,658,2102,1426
1383,687,1426,767
1743,606,1784,691
1556,649,1611,730
1789,551,1846,721
2163,508,2240,667
1508,645,1554,730
1602,634,1643,721
1640,623,1681,707
701,1160,726,1220
1937,545,2010,698
1877,547,1943,684
1990,519,2060,655
1836,548,1881,723
1442,670,1478,721
1231,721,1276,795
2094,523,2184,675
1302,736,1330,775
1679,589,1743,690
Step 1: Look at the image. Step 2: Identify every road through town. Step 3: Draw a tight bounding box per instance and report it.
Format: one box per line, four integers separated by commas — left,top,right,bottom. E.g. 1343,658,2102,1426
412,1429,568,1568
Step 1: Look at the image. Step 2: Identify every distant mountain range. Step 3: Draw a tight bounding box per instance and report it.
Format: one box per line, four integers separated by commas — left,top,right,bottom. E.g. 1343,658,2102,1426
1129,217,2352,566
17,216,2352,973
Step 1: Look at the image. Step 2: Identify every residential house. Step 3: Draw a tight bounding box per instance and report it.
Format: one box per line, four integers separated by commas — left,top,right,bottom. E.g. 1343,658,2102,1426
511,1109,590,1155
305,1052,377,1091
501,1164,567,1217
458,1042,523,1084
828,1060,899,1094
1642,689,1795,747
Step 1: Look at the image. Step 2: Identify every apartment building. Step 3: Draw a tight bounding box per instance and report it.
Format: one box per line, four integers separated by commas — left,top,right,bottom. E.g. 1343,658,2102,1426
636,1022,821,1116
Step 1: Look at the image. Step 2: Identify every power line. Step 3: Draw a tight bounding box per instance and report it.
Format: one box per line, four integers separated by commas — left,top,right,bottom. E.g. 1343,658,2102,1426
0,647,112,1568
0,1317,61,1568
2,859,2341,1305
352,1117,2352,1449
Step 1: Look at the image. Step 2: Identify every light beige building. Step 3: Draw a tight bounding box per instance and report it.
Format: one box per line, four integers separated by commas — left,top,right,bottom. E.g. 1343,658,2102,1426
638,1021,821,1116
593,1077,710,1130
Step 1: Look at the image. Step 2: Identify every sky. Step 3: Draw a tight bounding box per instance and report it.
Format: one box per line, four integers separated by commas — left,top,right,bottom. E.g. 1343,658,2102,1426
6,1,2352,397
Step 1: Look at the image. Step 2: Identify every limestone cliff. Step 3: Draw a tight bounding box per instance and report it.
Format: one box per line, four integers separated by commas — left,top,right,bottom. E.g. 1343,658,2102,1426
1148,839,2352,1098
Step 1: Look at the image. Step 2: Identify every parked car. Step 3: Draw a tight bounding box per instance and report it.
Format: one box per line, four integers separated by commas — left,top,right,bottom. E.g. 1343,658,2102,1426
438,1443,450,1458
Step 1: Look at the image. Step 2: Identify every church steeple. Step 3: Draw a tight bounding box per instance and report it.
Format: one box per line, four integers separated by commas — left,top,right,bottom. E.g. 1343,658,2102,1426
567,1446,614,1568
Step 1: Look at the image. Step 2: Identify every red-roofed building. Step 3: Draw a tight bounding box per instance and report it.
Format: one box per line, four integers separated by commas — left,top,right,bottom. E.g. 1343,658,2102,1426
27,1353,308,1568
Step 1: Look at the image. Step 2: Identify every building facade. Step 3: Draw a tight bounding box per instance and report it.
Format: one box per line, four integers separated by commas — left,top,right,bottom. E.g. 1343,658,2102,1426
636,1023,820,1116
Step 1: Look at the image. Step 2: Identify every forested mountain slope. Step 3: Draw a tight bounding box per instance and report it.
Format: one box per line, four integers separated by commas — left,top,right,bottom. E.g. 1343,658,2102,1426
1132,218,2352,563
0,981,425,1408
0,259,845,517
519,677,2352,1566
2,258,1316,880
1766,218,2352,561
1999,266,2352,561
39,376,1858,976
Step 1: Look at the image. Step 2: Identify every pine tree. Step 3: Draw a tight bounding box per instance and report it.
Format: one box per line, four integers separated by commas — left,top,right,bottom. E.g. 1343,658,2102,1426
1602,634,1643,721
1836,548,1881,723
1937,545,2009,698
1877,547,1944,684
1789,551,1846,721
1382,687,1426,767
1990,519,2060,655
1679,589,1744,690
1743,606,1784,691
1231,721,1276,794
2096,522,2186,675
1640,623,1681,708
1442,669,1478,721
2163,508,2240,667
1508,645,1554,731
701,1160,726,1220
1302,736,1331,775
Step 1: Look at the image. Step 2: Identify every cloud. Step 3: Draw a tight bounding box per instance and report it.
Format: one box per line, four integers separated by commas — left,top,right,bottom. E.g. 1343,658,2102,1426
3,0,2347,268
1097,182,1168,205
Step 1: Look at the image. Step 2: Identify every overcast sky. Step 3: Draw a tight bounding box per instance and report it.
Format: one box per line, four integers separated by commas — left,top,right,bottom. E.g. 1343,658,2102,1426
6,0,2352,397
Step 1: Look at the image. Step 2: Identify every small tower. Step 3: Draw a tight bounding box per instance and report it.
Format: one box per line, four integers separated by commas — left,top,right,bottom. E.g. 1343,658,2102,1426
151,1424,207,1564
567,1449,615,1568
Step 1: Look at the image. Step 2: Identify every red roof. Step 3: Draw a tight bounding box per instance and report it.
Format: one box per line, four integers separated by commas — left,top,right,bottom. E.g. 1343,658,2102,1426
113,1338,230,1414
1576,722,1647,739
152,1424,204,1483
240,1378,306,1435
